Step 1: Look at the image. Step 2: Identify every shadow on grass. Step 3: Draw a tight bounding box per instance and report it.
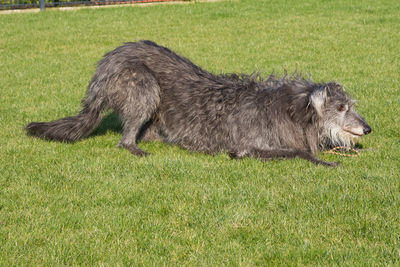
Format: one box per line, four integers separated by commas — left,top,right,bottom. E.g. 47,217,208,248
355,143,364,149
89,112,156,141
89,112,122,138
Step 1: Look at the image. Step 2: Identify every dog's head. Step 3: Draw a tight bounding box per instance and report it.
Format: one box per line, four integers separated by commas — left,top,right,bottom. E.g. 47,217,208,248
310,82,371,148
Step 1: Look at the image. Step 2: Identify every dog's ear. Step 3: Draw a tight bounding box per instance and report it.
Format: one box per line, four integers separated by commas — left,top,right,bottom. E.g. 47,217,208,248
310,86,327,117
329,82,343,90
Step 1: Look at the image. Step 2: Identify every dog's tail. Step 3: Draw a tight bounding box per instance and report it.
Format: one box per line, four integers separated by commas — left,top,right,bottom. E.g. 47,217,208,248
25,96,105,143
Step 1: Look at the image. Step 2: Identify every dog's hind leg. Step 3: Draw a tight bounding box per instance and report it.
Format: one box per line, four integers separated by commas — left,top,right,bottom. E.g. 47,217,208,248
109,64,160,156
230,148,339,167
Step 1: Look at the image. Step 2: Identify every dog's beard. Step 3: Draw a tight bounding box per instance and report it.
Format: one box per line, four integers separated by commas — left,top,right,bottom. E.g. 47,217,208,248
320,123,355,149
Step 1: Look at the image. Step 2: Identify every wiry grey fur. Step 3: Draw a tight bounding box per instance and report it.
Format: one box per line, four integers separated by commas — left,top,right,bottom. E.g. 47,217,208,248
26,40,371,166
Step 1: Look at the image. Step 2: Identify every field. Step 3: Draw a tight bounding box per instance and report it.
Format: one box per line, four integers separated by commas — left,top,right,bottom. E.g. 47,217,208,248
1,0,399,265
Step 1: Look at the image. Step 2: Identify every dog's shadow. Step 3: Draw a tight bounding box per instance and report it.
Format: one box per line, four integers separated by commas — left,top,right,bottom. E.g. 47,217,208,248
90,112,122,138
89,112,154,141
354,143,364,149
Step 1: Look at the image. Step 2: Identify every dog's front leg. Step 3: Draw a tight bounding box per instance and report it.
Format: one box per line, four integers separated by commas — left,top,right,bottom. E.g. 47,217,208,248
229,148,339,167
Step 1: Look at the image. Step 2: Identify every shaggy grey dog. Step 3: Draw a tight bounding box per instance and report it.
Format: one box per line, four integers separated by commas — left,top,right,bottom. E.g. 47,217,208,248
26,40,371,166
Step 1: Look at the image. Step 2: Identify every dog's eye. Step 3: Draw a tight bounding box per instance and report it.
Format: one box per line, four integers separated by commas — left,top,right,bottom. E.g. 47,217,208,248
337,104,346,112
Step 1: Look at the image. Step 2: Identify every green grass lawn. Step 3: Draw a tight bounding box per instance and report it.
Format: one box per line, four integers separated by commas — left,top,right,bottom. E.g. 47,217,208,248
1,0,399,265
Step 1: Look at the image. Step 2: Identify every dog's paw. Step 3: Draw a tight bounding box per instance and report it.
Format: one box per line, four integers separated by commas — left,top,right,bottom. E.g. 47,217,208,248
118,143,150,157
322,161,340,167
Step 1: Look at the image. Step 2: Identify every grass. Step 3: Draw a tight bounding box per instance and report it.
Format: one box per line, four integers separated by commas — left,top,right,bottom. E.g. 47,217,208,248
1,0,400,265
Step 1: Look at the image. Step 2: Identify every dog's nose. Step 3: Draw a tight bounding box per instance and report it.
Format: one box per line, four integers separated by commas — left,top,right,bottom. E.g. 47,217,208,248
363,125,372,135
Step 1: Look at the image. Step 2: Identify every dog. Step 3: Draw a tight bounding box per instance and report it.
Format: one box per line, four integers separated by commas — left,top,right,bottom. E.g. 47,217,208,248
26,40,371,166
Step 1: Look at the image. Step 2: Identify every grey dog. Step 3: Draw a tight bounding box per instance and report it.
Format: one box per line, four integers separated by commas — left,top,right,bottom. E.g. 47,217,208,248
26,40,371,166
